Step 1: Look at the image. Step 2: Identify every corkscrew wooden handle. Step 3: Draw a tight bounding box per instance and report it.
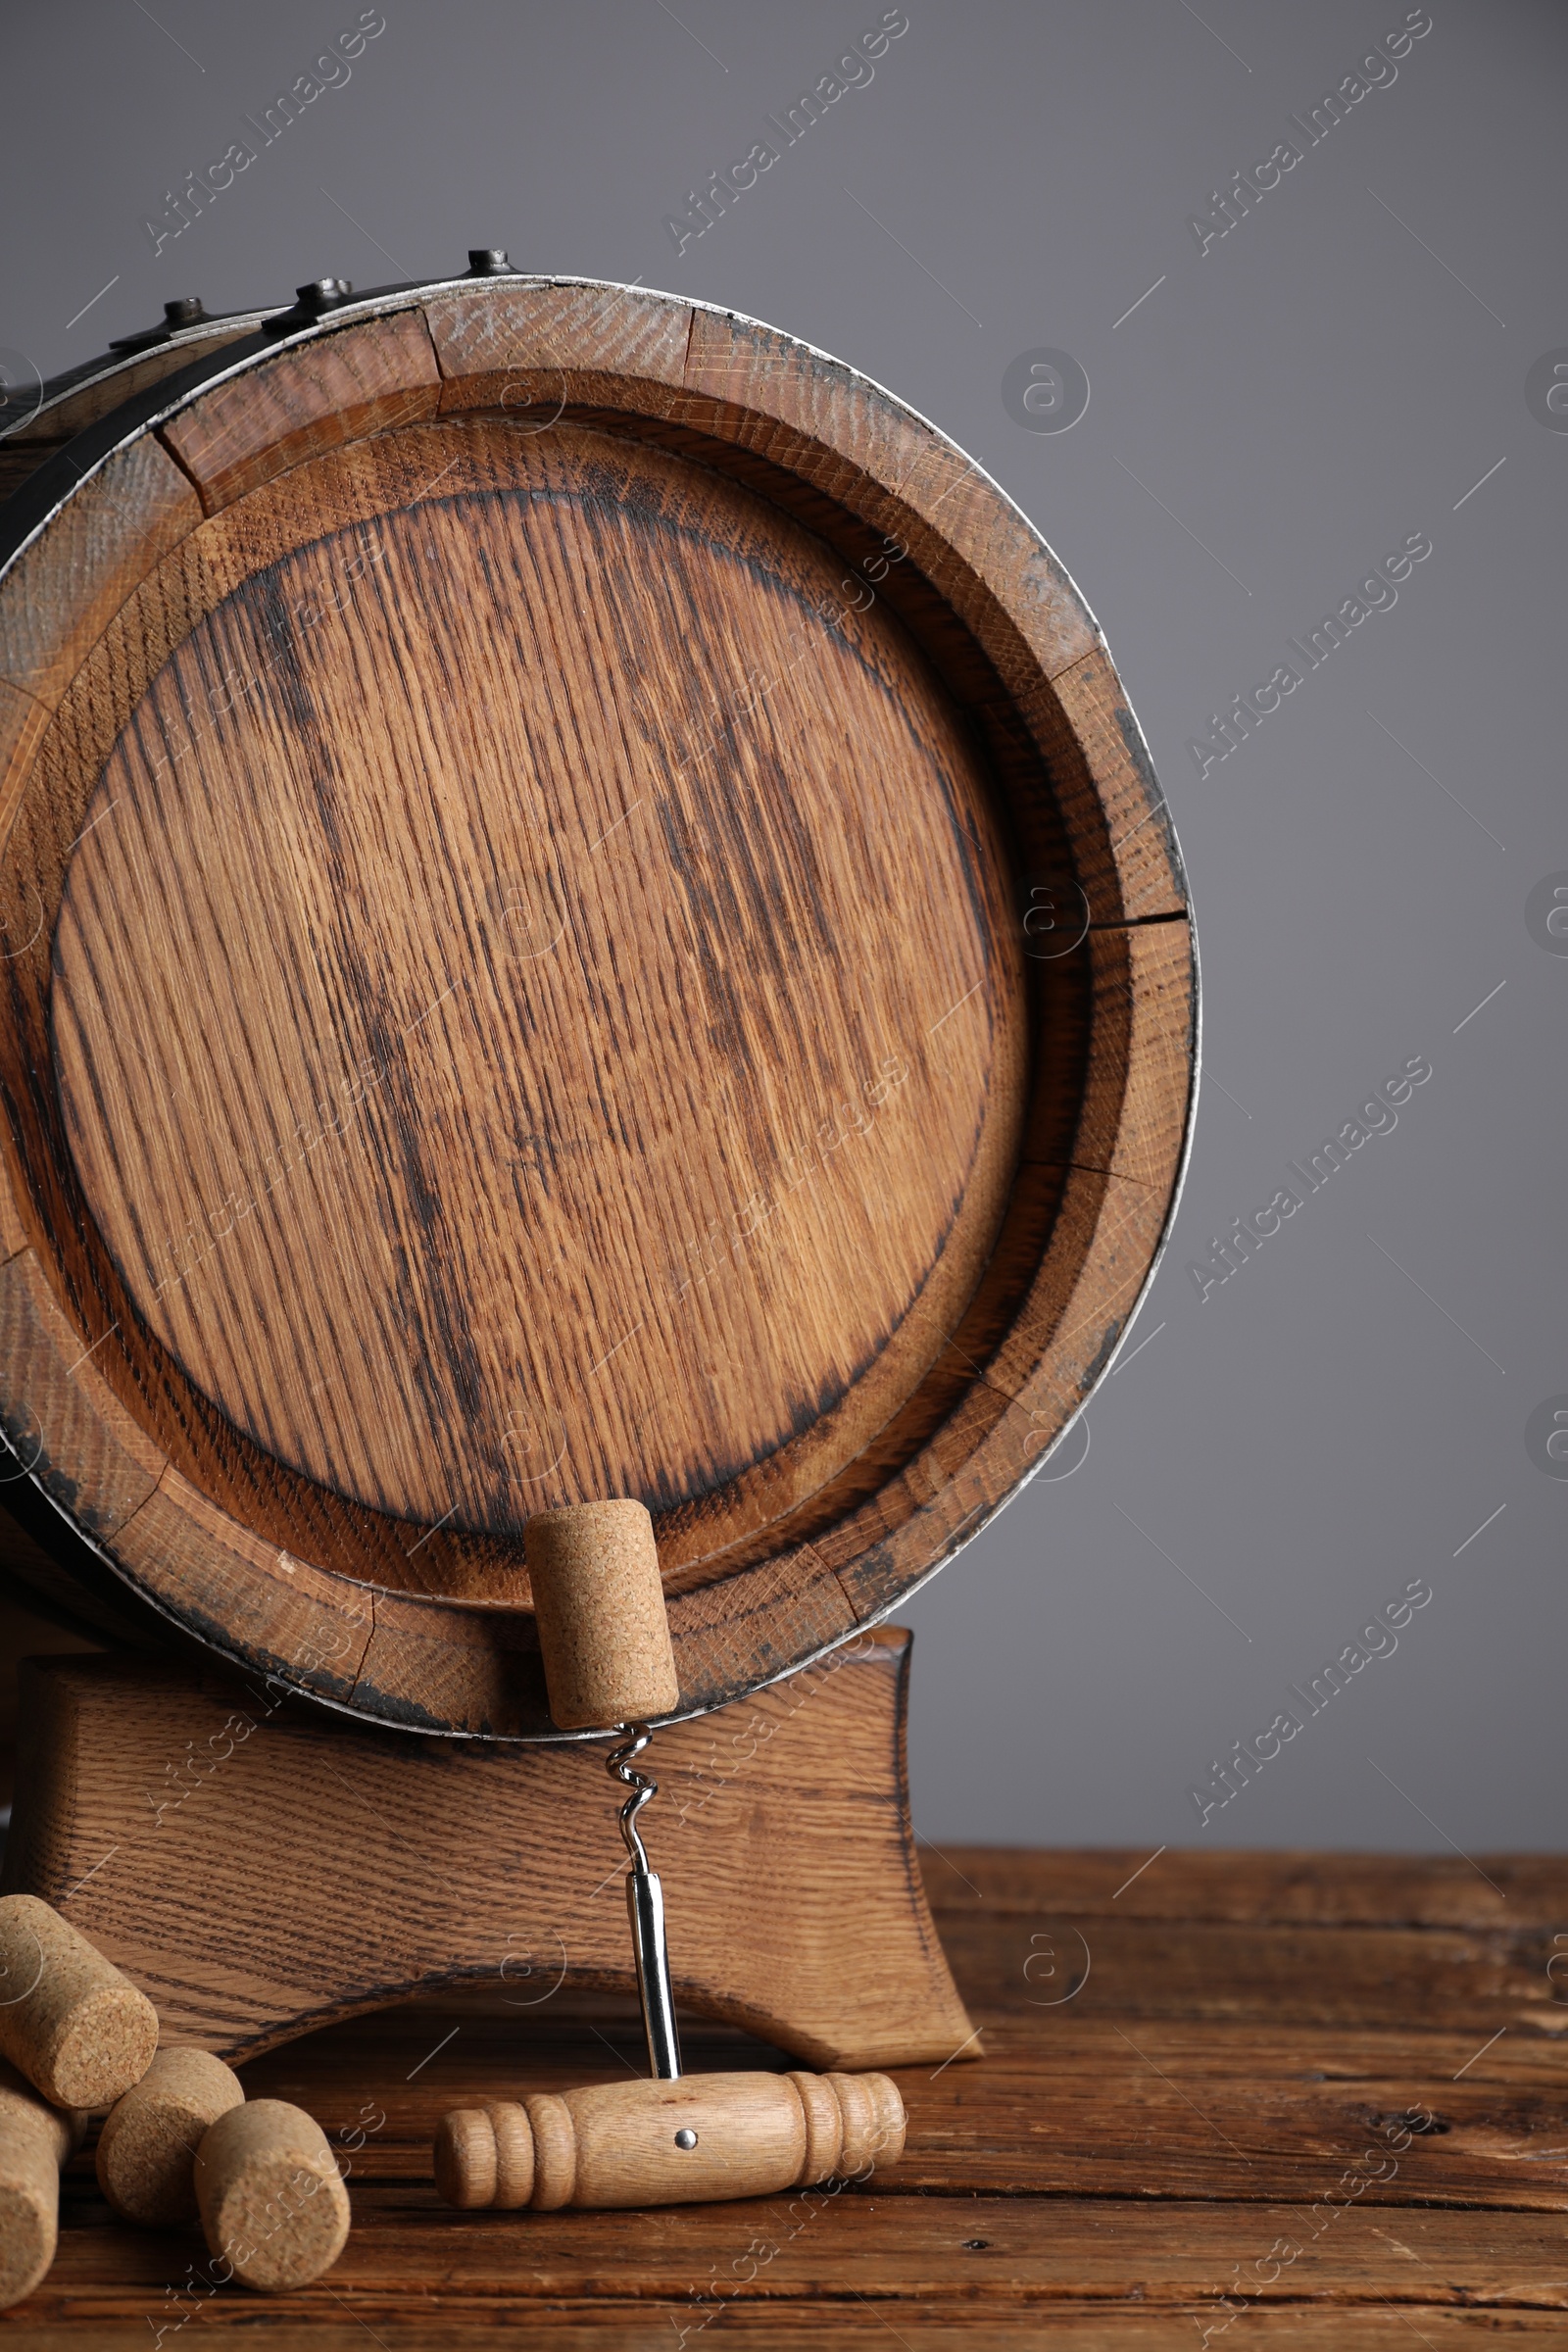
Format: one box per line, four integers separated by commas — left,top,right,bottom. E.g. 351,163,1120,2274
434,2070,905,2211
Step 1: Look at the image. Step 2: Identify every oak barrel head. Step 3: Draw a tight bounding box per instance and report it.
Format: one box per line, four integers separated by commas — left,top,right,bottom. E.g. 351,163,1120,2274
0,277,1195,1737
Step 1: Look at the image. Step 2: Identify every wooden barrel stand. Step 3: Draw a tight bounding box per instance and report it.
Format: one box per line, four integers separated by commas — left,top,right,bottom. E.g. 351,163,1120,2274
0,1628,973,2071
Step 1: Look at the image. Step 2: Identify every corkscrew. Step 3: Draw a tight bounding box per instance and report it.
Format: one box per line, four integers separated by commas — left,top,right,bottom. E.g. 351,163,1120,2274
433,1498,905,2212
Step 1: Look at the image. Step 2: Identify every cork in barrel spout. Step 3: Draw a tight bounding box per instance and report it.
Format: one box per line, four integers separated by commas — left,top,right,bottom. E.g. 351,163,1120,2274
525,1498,679,1729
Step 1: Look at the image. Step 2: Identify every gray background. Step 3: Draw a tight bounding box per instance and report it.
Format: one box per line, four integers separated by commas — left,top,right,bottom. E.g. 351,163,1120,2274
2,1,1561,1854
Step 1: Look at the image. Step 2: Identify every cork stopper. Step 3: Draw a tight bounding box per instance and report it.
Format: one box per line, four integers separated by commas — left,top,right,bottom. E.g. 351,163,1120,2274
96,2047,244,2226
525,1499,679,1728
194,2100,350,2292
0,1895,159,2110
0,2059,85,2311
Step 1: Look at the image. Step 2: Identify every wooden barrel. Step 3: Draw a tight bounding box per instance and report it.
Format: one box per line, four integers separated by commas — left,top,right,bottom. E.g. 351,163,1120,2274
0,271,1196,1738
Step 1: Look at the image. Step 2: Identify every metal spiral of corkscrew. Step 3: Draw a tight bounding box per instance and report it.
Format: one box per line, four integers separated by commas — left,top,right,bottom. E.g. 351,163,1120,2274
607,1722,681,2080
607,1722,658,1872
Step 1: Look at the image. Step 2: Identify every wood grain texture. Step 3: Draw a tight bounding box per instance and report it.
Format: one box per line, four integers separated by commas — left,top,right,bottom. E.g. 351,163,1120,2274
112,1470,374,1707
818,1149,1178,1619
0,678,52,873
432,290,1181,930
0,1251,164,1538
426,280,692,416
0,330,259,511
158,311,442,512
344,1581,549,1738
11,1845,1568,2338
0,1632,972,2071
1033,646,1189,924
1070,921,1195,1187
0,439,550,1623
0,437,200,710
0,280,1195,1732
919,1842,1564,1923
671,309,1184,928
663,1540,858,1706
53,423,1022,1543
18,2207,1568,2345
680,306,1100,685
932,1912,1563,2050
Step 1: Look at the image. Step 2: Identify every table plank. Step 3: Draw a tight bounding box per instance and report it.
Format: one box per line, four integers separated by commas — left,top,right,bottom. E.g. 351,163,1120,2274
920,1844,1568,1928
932,1908,1565,2034
19,2192,1568,2338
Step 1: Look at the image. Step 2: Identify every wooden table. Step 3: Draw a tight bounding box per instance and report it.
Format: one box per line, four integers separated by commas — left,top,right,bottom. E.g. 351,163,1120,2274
16,1848,1568,2345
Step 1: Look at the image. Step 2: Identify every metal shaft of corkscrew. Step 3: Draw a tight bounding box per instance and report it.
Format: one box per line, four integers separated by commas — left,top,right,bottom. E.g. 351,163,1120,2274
607,1724,681,2081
